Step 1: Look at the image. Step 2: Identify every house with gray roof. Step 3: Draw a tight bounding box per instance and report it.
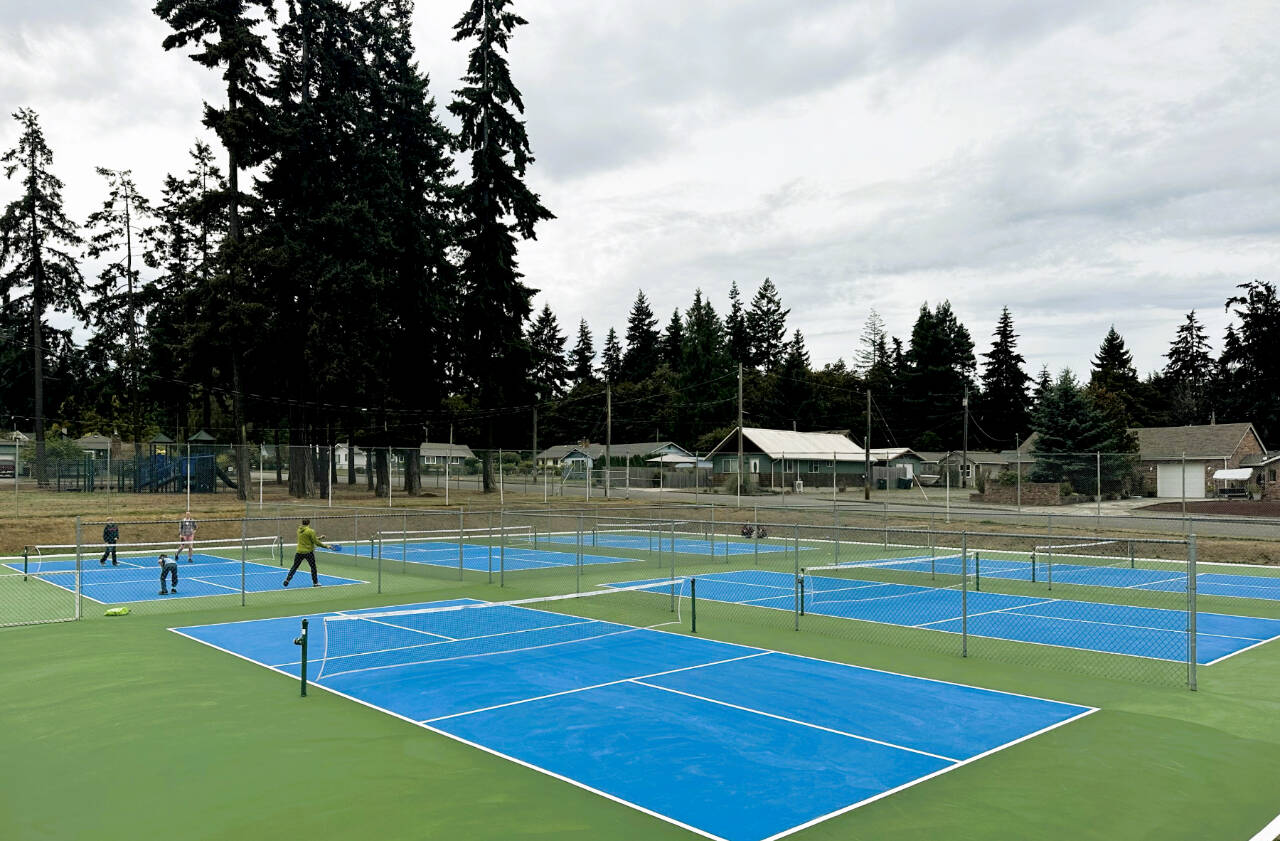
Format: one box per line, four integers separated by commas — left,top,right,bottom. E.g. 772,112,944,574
1129,422,1267,498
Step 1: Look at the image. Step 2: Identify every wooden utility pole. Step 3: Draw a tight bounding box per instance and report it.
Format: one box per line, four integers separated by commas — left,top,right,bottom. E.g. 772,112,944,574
605,382,612,499
737,363,744,505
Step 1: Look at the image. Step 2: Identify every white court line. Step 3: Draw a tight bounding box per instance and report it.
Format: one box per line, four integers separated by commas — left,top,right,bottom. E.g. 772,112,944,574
913,598,1059,629
1249,810,1280,841
631,679,959,763
423,652,771,724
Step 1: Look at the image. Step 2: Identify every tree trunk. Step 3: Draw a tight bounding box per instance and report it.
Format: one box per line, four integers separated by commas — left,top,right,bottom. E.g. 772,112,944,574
374,448,389,497
405,449,421,496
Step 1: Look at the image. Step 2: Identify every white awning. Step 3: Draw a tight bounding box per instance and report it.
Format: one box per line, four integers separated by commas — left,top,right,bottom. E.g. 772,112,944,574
1212,468,1253,481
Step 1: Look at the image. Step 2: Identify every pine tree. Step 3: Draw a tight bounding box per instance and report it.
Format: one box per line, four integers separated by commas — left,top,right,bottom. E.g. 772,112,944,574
154,0,277,500
621,290,660,382
527,303,569,397
661,308,684,372
1223,281,1280,439
1163,310,1213,425
569,319,595,384
900,301,975,447
449,0,554,491
680,290,731,441
977,306,1031,445
725,280,749,366
84,168,154,446
143,142,226,438
1031,368,1138,493
1089,326,1143,426
601,328,623,383
855,309,886,374
0,109,85,484
746,277,789,371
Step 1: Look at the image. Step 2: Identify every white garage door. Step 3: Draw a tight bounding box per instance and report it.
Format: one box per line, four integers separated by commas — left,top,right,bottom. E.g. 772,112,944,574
1157,462,1205,498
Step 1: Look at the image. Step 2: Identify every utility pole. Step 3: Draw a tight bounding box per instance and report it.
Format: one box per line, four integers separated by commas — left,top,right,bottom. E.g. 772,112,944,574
864,389,871,501
531,396,539,477
605,382,612,499
962,386,970,489
737,363,744,506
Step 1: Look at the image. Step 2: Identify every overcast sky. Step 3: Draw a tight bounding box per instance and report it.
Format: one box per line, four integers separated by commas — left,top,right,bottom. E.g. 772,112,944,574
4,0,1279,378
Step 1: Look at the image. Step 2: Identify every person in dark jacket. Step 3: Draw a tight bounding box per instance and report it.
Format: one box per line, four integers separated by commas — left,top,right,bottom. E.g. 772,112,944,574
100,521,119,566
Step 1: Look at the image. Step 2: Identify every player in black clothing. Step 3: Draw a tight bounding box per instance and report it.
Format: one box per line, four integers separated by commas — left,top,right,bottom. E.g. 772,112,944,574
100,521,119,565
158,553,178,595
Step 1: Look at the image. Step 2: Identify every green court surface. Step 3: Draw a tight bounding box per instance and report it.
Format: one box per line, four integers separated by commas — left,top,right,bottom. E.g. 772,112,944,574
4,550,1280,840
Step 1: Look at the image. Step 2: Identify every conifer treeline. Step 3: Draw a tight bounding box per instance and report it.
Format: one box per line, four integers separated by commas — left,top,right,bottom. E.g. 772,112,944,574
3,0,1279,500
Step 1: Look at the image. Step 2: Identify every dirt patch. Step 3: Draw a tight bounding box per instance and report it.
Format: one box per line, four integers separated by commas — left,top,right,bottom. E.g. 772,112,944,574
1139,500,1280,517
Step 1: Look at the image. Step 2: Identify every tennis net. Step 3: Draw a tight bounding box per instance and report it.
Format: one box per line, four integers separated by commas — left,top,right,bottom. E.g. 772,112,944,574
21,536,283,575
375,526,535,553
317,578,689,680
802,555,969,608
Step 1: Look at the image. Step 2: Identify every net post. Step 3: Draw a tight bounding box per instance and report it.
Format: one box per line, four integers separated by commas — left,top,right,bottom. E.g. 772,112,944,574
974,551,980,591
1129,540,1135,569
960,532,968,658
690,577,697,633
22,545,28,581
75,516,83,621
456,508,464,580
294,618,309,697
929,530,935,580
798,569,806,617
1030,549,1037,583
1188,535,1197,691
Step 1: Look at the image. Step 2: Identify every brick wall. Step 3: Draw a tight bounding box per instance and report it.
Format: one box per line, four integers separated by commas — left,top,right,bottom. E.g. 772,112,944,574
973,482,1066,505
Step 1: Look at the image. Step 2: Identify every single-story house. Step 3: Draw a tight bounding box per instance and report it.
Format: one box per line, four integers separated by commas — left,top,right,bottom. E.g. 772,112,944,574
419,442,476,468
0,431,31,475
1130,422,1267,499
706,427,920,490
536,441,693,470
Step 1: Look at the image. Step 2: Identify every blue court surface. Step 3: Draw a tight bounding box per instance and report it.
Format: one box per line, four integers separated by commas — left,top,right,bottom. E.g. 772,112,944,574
862,553,1280,601
174,599,1094,841
330,540,638,572
615,570,1280,666
6,554,363,603
544,531,802,557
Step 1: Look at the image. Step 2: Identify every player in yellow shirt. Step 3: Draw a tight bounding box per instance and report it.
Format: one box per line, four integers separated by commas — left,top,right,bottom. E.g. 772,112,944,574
283,519,331,587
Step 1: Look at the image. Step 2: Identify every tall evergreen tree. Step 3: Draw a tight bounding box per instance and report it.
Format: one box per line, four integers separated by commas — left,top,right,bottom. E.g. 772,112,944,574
601,328,623,383
681,289,732,441
1089,326,1144,426
449,0,554,491
569,318,595,384
725,280,749,365
1031,369,1136,494
0,109,85,483
154,0,277,500
1223,280,1280,439
1163,310,1213,425
143,142,226,438
1210,324,1247,425
661,308,684,372
900,301,975,447
84,168,154,445
746,277,789,371
527,303,569,397
977,306,1031,445
855,309,886,374
621,290,660,382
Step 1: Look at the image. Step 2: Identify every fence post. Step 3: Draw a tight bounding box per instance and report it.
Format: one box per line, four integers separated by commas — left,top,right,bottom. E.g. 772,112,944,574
457,507,464,580
74,516,83,620
241,517,248,607
833,504,840,566
960,532,968,658
1188,535,1198,691
576,514,584,593
489,510,496,585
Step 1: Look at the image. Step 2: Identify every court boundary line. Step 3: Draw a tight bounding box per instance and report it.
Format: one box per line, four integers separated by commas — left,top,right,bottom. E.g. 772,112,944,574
631,678,959,762
169,617,1097,841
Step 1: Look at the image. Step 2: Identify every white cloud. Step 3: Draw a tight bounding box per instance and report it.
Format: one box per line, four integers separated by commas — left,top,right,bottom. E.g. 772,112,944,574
4,0,1279,384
